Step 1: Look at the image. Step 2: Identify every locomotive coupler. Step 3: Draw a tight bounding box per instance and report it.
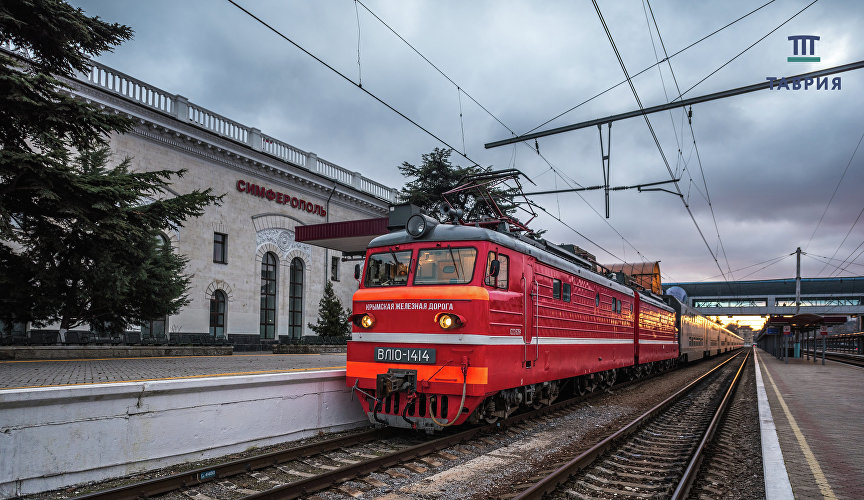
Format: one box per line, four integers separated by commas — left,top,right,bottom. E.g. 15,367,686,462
376,368,417,398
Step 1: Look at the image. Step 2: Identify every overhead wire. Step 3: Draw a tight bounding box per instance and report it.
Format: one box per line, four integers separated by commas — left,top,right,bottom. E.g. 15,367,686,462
697,254,791,282
353,0,362,87
352,0,658,269
645,0,735,280
736,253,794,280
816,205,864,277
591,0,731,288
805,251,864,276
524,0,778,135
806,252,864,270
672,0,820,101
225,0,481,167
805,128,864,251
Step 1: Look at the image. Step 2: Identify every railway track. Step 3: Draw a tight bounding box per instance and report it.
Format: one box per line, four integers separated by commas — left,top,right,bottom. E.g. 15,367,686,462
73,364,662,500
803,349,864,368
508,350,749,500
687,353,763,499
71,353,743,500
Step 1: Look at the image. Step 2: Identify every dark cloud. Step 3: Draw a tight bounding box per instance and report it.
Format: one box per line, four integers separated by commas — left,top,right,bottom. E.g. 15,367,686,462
70,0,864,281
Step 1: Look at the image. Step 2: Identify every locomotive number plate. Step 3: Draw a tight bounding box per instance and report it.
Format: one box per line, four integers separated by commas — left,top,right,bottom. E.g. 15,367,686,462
374,347,436,364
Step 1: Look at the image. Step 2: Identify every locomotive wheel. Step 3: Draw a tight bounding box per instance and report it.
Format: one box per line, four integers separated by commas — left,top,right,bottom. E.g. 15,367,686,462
604,369,617,389
547,380,560,404
576,377,587,396
583,375,597,394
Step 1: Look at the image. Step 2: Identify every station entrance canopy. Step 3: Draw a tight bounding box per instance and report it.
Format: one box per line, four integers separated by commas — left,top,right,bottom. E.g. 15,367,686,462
295,217,388,256
295,204,422,256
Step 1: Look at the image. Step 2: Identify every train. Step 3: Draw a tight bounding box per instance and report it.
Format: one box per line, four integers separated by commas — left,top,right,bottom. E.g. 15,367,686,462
345,210,743,431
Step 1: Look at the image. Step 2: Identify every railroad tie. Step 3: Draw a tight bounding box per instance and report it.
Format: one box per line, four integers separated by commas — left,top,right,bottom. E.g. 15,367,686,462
361,475,388,488
337,484,365,498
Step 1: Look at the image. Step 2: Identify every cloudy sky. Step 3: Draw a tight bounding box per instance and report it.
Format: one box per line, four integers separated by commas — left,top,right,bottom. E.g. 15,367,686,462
69,0,864,284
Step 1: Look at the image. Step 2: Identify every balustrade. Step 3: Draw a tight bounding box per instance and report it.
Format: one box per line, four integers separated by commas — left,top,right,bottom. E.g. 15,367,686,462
46,53,395,203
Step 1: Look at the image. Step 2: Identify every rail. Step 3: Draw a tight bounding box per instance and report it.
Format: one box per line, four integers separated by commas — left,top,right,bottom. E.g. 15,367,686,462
513,352,745,499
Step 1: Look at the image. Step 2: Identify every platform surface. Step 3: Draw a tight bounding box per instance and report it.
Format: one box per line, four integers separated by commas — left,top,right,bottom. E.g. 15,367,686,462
756,348,864,499
0,353,347,389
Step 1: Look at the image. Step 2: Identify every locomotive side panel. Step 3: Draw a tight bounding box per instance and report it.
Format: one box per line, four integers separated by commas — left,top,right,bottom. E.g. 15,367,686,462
529,261,636,381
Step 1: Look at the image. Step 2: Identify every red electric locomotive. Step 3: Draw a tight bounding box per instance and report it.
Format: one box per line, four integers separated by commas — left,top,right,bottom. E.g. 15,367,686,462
346,212,679,430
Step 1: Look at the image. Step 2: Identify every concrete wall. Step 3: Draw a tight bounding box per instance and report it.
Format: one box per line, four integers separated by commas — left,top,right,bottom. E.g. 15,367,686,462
0,370,367,498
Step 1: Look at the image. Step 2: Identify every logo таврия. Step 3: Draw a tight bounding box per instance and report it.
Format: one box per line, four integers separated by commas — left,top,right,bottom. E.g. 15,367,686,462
766,34,839,90
788,35,820,62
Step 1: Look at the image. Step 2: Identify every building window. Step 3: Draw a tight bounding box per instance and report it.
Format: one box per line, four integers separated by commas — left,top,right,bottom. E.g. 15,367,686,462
210,290,226,337
553,279,561,300
213,232,228,263
260,252,278,339
289,257,304,338
141,317,167,339
331,256,340,281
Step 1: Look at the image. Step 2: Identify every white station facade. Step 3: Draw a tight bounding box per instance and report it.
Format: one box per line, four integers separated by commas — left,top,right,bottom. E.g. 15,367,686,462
58,57,395,347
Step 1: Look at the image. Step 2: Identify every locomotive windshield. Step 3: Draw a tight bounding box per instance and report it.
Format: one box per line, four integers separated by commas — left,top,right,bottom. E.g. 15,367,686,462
365,250,412,287
415,247,477,285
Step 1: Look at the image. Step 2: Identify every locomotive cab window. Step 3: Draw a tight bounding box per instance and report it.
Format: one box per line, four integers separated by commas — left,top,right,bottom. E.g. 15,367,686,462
365,250,412,287
484,252,509,289
552,279,561,300
415,247,477,285
563,283,571,302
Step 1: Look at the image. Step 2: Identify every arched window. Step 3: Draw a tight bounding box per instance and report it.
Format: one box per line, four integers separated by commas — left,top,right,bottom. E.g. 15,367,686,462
289,257,304,339
210,290,226,338
260,252,278,339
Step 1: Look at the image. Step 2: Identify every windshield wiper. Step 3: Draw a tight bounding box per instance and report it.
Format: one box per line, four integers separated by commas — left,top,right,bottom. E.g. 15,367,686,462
447,246,463,280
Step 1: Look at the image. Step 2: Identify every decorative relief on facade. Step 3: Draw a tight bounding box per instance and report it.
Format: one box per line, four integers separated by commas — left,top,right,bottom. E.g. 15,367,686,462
256,228,311,261
205,280,234,301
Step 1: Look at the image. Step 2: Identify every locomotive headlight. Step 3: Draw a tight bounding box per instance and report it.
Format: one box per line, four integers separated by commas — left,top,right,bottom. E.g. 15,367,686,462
406,214,438,238
439,315,454,329
435,313,464,330
352,313,375,329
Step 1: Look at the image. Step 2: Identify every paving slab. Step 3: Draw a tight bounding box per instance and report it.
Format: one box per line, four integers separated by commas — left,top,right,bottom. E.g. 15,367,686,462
0,353,347,389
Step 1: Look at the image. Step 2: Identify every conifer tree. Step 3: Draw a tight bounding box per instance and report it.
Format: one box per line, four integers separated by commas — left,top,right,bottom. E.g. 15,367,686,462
0,1,219,334
398,148,518,222
307,281,351,338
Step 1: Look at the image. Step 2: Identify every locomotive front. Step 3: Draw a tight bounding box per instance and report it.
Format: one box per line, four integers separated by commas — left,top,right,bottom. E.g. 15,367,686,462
346,216,501,431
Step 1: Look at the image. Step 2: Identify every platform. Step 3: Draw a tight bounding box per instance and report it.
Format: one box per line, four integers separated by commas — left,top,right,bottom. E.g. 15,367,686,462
0,352,347,389
0,353,361,498
755,348,864,499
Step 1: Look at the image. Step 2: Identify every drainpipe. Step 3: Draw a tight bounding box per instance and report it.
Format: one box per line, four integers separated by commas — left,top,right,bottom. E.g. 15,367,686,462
324,184,338,283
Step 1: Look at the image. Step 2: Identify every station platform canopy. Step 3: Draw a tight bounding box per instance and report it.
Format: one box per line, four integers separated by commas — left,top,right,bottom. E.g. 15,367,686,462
764,314,848,329
295,217,388,256
756,313,849,342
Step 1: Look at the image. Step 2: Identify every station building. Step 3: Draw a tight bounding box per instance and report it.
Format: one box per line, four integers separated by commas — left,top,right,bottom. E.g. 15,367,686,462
5,52,395,348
